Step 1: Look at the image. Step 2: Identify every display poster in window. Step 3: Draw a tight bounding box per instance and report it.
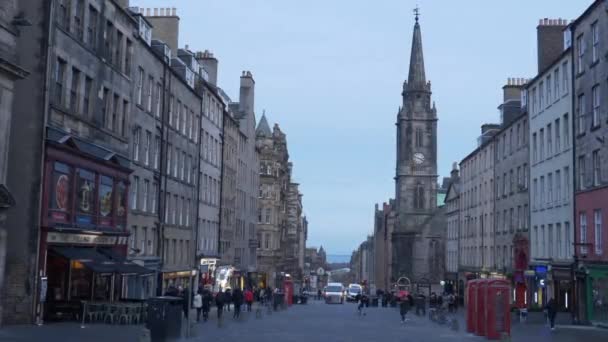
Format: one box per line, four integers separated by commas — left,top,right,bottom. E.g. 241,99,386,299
99,176,113,226
50,162,71,221
76,169,95,225
116,181,126,218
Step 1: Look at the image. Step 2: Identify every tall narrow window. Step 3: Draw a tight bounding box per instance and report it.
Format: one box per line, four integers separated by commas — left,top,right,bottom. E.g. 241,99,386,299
155,83,162,117
54,59,66,106
133,128,140,162
592,85,600,127
563,61,569,95
105,21,114,63
151,183,157,215
556,170,561,205
101,88,109,127
580,212,588,255
595,210,603,255
137,67,144,105
539,129,544,160
546,76,551,104
110,94,120,131
83,76,92,115
144,131,151,166
539,81,544,108
554,68,560,98
125,39,133,75
555,118,561,153
73,0,84,40
87,6,98,48
593,149,601,186
131,176,139,210
592,22,599,63
115,30,123,70
532,133,537,162
70,68,81,112
564,114,570,147
547,123,552,156
577,34,585,74
166,144,172,175
121,100,129,137
577,94,585,135
564,166,571,201
142,180,149,212
415,128,423,148
58,0,71,30
154,136,160,170
579,155,586,190
147,76,153,112
414,184,425,209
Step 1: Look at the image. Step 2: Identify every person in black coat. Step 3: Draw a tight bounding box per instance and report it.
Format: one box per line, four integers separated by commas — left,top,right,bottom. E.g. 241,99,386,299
232,288,244,319
202,290,212,322
546,298,557,330
215,291,225,319
224,289,232,312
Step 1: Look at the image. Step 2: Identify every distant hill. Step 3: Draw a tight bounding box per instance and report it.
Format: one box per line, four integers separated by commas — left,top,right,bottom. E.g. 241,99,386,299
326,254,350,264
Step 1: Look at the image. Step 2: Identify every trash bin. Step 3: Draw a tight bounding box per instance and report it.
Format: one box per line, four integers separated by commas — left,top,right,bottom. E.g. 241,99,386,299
147,296,183,342
371,297,379,307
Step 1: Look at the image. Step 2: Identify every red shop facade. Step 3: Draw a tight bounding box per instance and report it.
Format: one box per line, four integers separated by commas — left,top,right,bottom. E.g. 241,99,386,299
37,128,135,321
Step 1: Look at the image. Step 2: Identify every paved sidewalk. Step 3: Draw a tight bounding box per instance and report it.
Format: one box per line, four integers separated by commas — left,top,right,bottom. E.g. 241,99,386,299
0,322,145,342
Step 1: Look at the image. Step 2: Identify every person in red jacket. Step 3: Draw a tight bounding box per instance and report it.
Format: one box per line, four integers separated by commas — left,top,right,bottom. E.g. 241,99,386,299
244,288,254,312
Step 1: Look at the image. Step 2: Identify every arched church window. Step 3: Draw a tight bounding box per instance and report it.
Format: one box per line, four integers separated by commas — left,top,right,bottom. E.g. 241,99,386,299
414,183,425,209
415,128,423,148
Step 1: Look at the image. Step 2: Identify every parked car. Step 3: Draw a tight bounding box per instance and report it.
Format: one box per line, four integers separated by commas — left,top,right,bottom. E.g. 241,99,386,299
324,283,344,304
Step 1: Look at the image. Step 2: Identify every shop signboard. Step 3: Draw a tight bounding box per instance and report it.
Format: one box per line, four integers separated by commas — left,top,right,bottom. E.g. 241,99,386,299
39,277,48,303
47,232,126,245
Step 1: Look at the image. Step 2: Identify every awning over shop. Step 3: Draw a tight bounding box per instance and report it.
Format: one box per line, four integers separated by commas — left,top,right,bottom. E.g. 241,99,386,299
50,246,153,275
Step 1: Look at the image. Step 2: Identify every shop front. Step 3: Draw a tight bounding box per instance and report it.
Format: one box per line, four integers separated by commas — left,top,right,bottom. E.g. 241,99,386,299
38,130,153,322
586,265,608,326
512,234,529,309
162,270,197,292
199,258,218,290
551,265,574,312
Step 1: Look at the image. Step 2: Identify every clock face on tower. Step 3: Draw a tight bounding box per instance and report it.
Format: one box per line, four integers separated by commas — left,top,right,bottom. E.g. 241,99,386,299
413,152,425,165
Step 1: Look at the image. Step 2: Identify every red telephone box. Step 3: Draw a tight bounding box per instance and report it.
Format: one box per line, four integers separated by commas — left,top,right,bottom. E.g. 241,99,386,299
466,279,479,333
485,279,511,340
475,279,488,336
284,280,294,306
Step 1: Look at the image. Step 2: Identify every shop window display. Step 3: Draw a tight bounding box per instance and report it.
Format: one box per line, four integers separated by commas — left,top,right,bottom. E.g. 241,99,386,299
591,277,608,324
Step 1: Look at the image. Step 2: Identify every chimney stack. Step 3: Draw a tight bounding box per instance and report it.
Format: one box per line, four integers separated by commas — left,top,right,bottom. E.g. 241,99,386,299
196,50,219,86
115,0,130,8
145,7,180,57
239,71,255,115
450,162,459,180
537,18,567,73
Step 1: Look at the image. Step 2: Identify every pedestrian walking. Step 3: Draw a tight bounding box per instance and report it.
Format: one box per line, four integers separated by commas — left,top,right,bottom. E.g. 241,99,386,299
202,290,212,322
232,288,244,319
415,293,426,316
194,290,203,322
447,293,456,313
546,298,557,330
317,289,322,301
244,288,254,312
215,291,225,320
224,288,232,312
259,288,266,305
399,292,412,323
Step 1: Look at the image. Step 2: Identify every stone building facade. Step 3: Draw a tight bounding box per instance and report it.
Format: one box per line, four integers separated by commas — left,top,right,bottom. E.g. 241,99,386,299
232,72,260,282
392,16,445,285
571,0,608,324
373,200,396,292
255,115,290,288
459,124,498,286
527,42,574,311
493,79,530,308
0,0,29,325
444,165,460,297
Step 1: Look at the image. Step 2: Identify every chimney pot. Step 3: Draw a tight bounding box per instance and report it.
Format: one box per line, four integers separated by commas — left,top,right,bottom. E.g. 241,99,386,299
172,8,177,16
160,8,164,16
166,7,171,16
153,8,158,16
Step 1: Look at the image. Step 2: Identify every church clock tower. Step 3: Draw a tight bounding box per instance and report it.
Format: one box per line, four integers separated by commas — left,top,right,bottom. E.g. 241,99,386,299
393,11,439,282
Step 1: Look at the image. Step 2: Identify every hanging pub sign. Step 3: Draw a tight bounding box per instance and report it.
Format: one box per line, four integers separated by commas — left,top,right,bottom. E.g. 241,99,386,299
99,176,114,226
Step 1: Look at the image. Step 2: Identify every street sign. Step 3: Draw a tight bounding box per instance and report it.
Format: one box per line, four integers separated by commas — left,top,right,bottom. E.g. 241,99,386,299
317,267,325,276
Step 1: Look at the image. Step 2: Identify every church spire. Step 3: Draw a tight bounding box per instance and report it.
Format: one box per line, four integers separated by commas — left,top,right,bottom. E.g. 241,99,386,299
407,7,427,91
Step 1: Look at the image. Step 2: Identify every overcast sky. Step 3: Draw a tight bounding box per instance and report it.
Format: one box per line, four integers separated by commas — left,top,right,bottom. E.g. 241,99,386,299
134,0,590,255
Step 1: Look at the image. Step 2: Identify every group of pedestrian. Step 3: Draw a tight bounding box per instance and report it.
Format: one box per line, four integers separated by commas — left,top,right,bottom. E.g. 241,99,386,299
191,286,259,323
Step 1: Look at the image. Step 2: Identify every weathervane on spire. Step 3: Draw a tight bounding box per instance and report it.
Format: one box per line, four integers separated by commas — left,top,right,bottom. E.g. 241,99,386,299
414,5,420,23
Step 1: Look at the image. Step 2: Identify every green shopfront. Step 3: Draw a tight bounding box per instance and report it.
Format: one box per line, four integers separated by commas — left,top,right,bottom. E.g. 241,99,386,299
586,265,608,325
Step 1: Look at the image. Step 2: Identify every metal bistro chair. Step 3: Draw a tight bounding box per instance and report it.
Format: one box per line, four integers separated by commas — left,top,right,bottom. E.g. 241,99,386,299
85,302,104,323
104,303,119,324
118,304,131,325
130,304,143,325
